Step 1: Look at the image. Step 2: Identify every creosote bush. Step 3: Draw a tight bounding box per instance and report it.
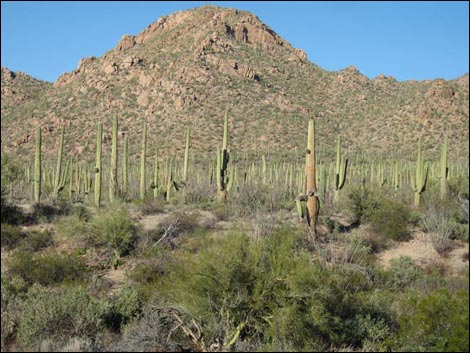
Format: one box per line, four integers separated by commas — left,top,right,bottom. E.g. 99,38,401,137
347,187,412,241
16,284,106,350
89,205,137,256
154,228,394,351
7,250,86,286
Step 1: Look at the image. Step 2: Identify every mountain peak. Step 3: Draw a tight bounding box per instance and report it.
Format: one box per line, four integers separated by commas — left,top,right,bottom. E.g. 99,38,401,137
2,6,468,161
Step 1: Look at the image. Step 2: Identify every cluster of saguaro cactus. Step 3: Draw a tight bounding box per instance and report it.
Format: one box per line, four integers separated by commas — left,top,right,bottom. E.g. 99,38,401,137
18,114,465,224
411,139,428,208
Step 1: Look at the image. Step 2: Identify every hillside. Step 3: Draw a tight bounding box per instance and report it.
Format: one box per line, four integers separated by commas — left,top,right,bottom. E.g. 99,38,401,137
1,5,468,162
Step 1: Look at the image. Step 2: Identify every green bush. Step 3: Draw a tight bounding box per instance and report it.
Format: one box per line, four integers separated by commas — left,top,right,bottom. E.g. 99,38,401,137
368,198,411,241
1,223,24,249
16,284,106,349
20,229,53,252
156,228,393,351
347,187,412,241
55,214,91,244
103,287,143,332
390,289,469,352
347,187,379,223
7,250,86,286
0,197,25,225
89,206,137,256
383,256,422,290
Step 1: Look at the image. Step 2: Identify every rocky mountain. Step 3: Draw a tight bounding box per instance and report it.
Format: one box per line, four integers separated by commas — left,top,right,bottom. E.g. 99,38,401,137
1,5,468,162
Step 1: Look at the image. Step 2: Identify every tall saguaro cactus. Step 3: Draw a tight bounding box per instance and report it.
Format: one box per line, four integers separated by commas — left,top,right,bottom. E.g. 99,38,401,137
110,114,118,203
34,127,42,203
333,136,348,203
183,127,190,183
411,139,428,208
217,109,230,201
94,123,103,208
305,120,319,234
140,122,147,200
122,135,128,196
440,133,448,200
53,126,65,199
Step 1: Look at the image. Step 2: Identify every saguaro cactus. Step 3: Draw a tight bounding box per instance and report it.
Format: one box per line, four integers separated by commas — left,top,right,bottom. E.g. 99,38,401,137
53,126,65,199
121,135,128,196
34,127,42,203
183,128,190,183
333,136,348,203
440,133,448,200
140,122,147,200
94,123,103,208
217,109,230,201
152,146,159,199
305,120,319,234
110,114,118,203
411,139,428,208
296,120,319,236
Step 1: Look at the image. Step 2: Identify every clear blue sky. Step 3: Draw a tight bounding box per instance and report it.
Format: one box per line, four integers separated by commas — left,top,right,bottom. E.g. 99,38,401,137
1,1,468,82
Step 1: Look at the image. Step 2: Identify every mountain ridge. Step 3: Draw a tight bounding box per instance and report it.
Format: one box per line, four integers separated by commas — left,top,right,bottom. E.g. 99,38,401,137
1,5,468,162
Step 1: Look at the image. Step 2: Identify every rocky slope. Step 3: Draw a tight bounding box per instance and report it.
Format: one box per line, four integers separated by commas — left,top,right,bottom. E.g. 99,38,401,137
1,5,468,162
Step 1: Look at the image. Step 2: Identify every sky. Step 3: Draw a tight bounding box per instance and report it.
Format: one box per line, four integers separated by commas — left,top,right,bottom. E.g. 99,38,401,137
1,1,469,83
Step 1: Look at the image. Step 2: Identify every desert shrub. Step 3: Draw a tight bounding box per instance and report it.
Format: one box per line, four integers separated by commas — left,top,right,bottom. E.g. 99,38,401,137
128,261,166,285
382,256,422,290
133,198,165,216
347,187,412,241
227,182,268,217
89,206,137,256
184,181,214,205
367,198,411,241
347,187,379,223
421,208,457,255
103,287,143,332
0,197,25,225
55,214,90,241
228,183,293,217
139,211,199,250
7,250,87,286
20,229,53,252
1,223,24,249
15,284,106,350
111,305,192,352
390,288,469,352
155,228,393,351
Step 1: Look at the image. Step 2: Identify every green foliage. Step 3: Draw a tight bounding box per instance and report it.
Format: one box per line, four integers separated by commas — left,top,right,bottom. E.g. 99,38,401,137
383,256,422,290
103,287,143,332
16,284,106,349
347,186,378,223
7,250,86,286
390,289,469,352
1,224,24,249
368,198,411,241
19,229,53,252
89,205,137,256
156,228,393,351
347,187,411,241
